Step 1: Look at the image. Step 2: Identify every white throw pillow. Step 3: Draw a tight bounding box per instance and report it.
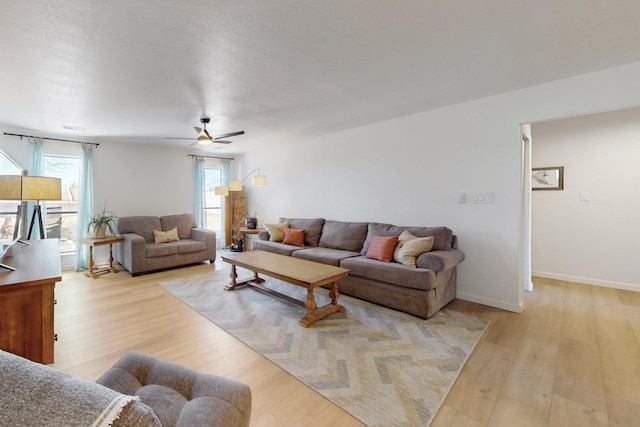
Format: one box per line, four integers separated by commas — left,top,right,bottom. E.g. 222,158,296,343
393,230,434,267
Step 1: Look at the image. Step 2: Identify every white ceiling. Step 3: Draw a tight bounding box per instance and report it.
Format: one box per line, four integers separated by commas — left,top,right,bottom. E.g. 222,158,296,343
2,1,640,154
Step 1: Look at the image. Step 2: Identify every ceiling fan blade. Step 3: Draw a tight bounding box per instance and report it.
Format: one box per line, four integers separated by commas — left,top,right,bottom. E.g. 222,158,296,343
164,137,195,140
193,126,202,133
213,140,232,144
213,130,244,140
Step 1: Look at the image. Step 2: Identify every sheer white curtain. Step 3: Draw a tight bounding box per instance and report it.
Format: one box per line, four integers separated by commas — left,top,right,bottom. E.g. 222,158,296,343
220,159,231,249
75,144,93,271
193,156,205,228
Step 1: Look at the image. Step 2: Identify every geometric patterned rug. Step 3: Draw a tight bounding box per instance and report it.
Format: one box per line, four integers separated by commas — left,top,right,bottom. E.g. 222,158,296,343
159,267,489,427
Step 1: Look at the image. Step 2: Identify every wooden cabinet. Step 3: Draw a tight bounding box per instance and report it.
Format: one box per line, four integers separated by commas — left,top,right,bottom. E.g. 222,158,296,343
0,239,61,364
225,189,246,247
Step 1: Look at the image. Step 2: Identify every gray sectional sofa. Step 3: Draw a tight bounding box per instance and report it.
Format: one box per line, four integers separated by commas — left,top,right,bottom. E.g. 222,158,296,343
115,213,216,276
253,217,464,319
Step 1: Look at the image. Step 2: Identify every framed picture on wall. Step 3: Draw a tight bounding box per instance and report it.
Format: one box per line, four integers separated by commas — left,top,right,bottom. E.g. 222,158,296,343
532,166,564,190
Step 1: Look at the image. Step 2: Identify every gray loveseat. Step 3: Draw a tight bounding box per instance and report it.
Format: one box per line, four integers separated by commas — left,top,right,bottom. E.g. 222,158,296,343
0,349,252,427
115,213,216,276
253,218,464,319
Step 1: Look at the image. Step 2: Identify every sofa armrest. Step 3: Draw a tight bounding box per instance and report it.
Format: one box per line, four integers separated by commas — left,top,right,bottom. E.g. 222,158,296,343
191,228,217,261
191,227,216,243
416,248,465,272
258,230,270,241
116,233,147,274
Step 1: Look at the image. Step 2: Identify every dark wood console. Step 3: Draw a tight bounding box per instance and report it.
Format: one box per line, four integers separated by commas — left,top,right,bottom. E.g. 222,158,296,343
0,239,61,364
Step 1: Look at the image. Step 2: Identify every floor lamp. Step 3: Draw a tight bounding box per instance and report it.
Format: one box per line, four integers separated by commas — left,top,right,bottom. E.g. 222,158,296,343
215,168,267,249
22,176,62,240
0,175,23,240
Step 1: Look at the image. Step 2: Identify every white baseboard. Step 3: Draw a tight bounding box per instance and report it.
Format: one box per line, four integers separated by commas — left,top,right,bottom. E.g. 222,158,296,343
456,291,524,314
532,271,640,293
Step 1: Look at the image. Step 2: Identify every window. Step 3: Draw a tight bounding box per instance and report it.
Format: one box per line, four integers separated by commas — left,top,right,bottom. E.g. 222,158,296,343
204,167,223,237
44,155,80,253
0,149,21,244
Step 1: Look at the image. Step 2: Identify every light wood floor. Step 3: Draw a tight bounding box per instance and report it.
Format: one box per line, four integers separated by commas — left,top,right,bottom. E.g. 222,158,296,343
51,261,640,427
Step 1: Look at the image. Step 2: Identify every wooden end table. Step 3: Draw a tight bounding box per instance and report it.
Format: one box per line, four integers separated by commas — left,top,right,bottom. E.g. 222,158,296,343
222,251,349,327
79,236,124,279
237,226,265,251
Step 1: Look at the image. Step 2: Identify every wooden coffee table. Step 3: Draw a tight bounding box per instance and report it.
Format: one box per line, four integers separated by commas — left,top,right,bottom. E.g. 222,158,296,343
221,251,349,327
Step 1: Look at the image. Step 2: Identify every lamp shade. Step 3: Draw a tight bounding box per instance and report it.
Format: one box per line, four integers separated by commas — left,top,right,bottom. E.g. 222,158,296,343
252,175,267,186
214,186,229,196
229,180,243,192
22,176,62,201
0,175,22,200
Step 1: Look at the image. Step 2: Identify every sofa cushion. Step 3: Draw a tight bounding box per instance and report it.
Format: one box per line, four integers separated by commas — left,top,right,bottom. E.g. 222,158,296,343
175,240,207,254
160,214,198,240
119,216,163,243
361,223,453,255
318,220,369,252
265,222,289,242
253,240,305,256
146,243,179,258
406,226,452,250
394,231,434,267
291,247,360,266
282,228,305,246
340,256,436,291
365,235,398,263
279,218,325,247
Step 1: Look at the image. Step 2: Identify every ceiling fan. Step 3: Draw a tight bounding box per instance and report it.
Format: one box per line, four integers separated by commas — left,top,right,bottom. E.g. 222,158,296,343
165,118,244,145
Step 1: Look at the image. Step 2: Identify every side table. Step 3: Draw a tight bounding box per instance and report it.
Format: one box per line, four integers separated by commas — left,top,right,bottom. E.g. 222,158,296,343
79,236,124,278
237,227,265,251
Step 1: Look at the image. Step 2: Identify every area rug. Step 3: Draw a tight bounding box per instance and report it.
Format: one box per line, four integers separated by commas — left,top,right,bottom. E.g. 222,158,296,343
159,268,489,427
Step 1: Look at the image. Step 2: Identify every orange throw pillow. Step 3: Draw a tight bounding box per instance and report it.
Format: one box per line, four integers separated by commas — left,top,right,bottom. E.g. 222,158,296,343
365,235,399,262
283,228,305,247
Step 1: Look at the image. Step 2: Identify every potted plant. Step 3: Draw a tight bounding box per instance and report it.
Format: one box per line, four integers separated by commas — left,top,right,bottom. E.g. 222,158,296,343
87,202,118,238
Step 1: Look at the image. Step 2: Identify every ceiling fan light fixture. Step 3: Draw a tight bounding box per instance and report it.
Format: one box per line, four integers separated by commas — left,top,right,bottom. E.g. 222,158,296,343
197,130,212,145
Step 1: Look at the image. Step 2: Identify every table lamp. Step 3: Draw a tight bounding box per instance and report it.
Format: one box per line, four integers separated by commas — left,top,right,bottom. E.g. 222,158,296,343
22,176,62,240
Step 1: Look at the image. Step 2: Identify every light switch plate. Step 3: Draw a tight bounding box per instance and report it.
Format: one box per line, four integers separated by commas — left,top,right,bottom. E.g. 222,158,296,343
470,192,493,204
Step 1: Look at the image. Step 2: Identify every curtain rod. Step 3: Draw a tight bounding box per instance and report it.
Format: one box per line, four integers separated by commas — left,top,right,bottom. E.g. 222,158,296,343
4,132,99,147
188,154,234,160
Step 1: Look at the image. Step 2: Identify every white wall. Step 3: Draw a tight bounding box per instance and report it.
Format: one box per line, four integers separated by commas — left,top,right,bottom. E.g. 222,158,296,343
531,107,640,291
93,142,195,217
242,61,640,313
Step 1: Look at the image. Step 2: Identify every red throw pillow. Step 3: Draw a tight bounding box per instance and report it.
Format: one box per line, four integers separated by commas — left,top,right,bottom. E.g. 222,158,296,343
365,235,399,263
283,228,305,247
